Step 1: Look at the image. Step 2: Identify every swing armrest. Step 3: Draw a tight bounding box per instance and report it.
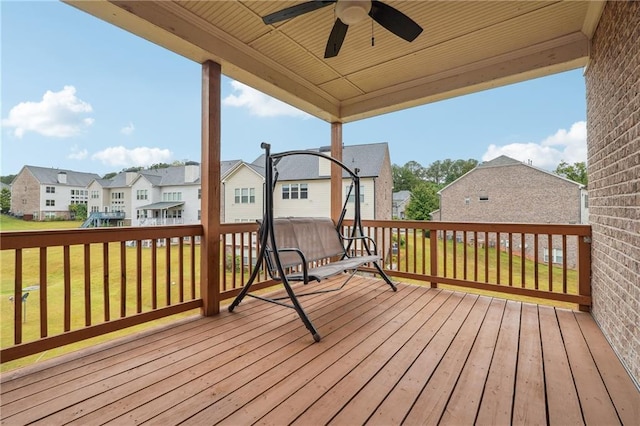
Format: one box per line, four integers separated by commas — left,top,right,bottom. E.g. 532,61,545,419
340,234,379,256
273,247,310,283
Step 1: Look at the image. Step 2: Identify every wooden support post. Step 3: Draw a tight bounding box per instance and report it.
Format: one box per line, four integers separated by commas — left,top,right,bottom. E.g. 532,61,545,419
331,122,343,224
201,60,221,316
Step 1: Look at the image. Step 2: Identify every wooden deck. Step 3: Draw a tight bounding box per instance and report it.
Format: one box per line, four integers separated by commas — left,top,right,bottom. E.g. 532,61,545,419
1,276,639,425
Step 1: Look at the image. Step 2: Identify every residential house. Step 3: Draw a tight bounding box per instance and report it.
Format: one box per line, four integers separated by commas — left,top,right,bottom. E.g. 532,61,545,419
87,162,201,226
437,155,588,267
10,165,100,220
392,190,412,219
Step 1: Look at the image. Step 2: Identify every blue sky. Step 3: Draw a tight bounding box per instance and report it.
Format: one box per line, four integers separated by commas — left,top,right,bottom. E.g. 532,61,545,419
1,1,587,178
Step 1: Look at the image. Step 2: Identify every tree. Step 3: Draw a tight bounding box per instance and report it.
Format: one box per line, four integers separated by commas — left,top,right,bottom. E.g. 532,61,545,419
0,188,11,213
103,172,117,180
405,182,440,221
555,161,587,186
0,175,16,185
392,163,421,191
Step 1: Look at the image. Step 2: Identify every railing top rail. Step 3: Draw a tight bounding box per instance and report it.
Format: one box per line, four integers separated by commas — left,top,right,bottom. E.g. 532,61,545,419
350,219,591,236
0,225,203,250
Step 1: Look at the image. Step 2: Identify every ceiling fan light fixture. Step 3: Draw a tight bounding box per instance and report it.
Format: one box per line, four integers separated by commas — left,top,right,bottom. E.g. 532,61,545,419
335,0,371,25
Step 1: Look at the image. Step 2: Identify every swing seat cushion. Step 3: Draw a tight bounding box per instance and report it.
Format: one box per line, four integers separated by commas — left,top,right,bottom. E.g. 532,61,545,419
266,217,380,282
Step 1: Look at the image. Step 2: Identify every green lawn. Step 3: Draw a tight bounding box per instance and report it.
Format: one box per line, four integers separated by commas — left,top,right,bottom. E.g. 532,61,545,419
0,214,82,231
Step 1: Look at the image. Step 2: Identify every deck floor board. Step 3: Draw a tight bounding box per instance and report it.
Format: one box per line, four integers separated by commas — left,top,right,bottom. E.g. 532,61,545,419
1,277,639,425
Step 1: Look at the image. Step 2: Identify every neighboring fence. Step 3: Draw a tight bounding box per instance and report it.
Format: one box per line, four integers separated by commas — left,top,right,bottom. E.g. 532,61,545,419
0,220,591,363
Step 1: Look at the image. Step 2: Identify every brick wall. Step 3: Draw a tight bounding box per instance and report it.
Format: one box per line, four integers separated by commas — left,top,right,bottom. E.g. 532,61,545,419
375,147,393,220
586,0,640,386
10,168,40,219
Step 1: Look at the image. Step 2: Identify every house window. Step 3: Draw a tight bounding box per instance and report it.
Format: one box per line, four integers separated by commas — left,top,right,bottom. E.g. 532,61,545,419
584,194,589,207
282,184,307,200
198,188,201,200
235,187,256,204
162,192,182,201
136,210,147,219
464,197,470,205
136,190,148,200
479,195,489,201
346,185,365,203
46,186,55,193
45,199,55,206
543,248,564,264
111,192,124,200
91,190,99,199
197,210,201,220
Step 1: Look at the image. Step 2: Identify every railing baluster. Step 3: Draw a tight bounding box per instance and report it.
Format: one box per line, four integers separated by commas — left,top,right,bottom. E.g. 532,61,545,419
190,236,196,299
534,233,539,290
121,241,127,317
84,244,91,326
103,242,110,321
484,232,489,283
562,234,568,294
151,239,157,310
442,230,447,277
165,238,171,306
41,247,49,337
547,234,553,292
64,245,71,331
463,231,468,280
496,232,501,285
508,232,513,286
179,237,184,303
14,248,23,344
136,241,142,313
473,231,478,282
521,233,526,288
421,227,426,275
453,231,457,278
412,227,417,274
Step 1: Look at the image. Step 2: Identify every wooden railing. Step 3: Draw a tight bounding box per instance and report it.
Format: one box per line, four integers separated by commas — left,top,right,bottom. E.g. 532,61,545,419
345,220,591,310
1,226,203,363
0,220,591,363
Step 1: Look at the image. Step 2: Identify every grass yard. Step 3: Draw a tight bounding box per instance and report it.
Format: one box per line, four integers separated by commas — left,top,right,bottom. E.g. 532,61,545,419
0,214,82,231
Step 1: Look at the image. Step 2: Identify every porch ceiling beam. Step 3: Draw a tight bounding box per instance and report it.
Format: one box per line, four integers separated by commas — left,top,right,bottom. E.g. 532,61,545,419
340,32,590,122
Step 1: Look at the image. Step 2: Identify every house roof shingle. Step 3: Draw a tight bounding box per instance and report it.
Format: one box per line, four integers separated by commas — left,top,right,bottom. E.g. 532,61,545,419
23,165,100,187
251,143,388,181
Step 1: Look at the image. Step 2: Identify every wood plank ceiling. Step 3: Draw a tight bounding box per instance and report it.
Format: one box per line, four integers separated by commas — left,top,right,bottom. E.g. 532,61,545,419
65,1,604,123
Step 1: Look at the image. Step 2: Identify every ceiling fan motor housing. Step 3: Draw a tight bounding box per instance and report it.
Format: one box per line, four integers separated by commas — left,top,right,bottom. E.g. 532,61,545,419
335,0,372,25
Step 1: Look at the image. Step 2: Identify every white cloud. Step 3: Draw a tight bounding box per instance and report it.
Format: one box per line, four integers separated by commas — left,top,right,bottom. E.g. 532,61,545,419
482,121,587,170
1,86,94,138
121,122,135,135
222,80,310,118
92,146,172,167
68,145,88,160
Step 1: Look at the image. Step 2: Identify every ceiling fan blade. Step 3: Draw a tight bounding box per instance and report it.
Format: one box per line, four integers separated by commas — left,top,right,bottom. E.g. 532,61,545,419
369,0,423,42
324,18,349,58
262,0,336,25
